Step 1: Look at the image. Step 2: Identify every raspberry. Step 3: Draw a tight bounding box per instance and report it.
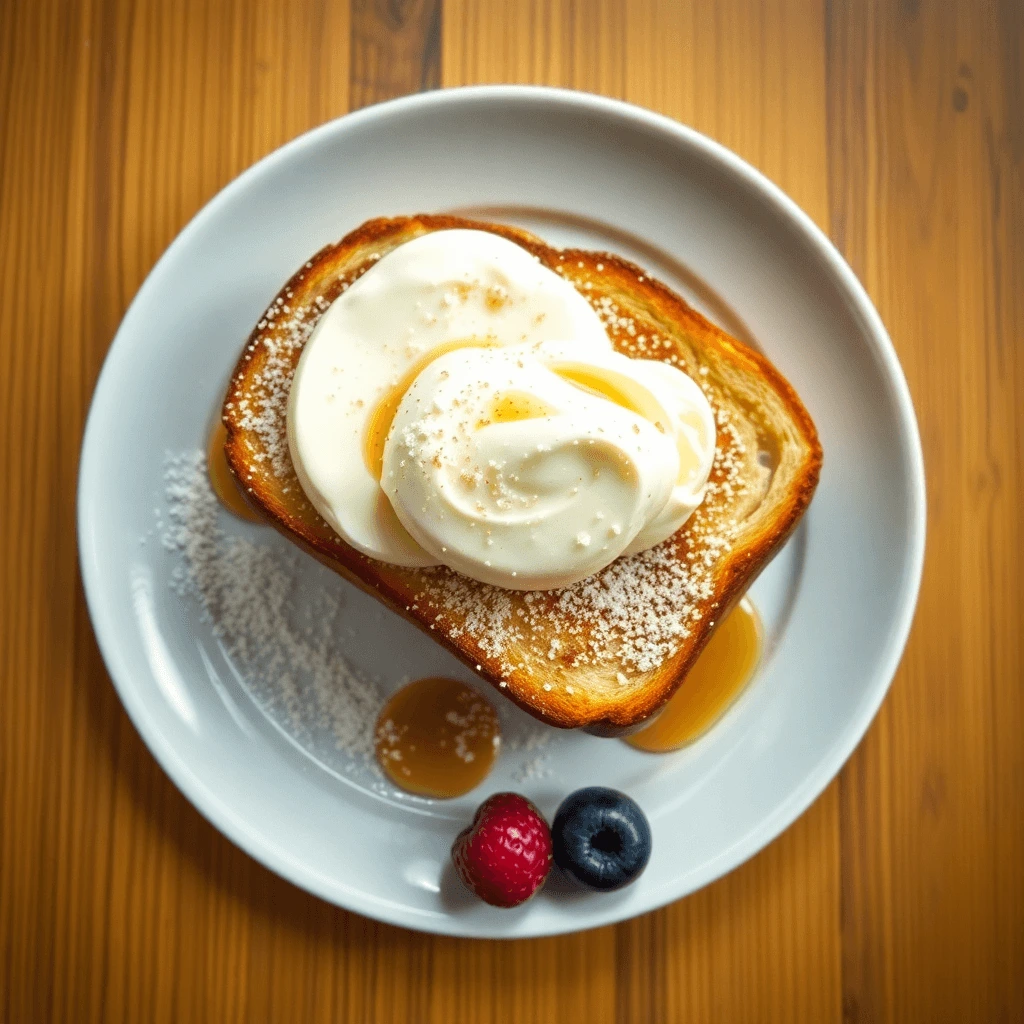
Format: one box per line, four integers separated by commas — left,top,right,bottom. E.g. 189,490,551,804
451,793,552,907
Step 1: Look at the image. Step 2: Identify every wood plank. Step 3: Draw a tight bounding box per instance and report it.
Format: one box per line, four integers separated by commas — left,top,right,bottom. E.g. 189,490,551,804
1,1,352,1021
827,1,1024,1021
443,3,841,1023
350,0,441,109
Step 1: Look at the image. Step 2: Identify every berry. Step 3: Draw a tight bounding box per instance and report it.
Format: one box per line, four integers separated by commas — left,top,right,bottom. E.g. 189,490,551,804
552,787,652,891
452,793,553,907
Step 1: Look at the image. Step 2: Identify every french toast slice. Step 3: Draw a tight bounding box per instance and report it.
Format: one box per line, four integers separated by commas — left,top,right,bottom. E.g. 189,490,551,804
223,215,821,734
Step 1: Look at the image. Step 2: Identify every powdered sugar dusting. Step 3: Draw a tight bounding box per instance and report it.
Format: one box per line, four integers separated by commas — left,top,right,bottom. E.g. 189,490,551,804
412,415,747,684
163,451,385,765
227,265,361,488
225,245,766,715
160,450,554,782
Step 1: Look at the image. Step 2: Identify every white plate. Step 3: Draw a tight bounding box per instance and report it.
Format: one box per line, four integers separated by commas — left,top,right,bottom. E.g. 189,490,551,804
78,87,925,938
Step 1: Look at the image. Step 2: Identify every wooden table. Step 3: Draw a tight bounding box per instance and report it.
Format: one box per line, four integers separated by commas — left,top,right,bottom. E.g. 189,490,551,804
2,1,1021,1020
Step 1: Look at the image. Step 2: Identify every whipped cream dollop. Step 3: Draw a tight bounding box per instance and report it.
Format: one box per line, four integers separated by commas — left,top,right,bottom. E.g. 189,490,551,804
287,229,716,590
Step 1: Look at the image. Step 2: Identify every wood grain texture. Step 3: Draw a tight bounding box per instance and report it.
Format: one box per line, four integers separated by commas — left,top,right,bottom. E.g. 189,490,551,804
1,0,1020,1021
827,2,1024,1022
351,0,441,109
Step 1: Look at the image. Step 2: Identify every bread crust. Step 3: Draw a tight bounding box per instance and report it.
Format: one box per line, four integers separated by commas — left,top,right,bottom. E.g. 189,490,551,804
223,215,822,733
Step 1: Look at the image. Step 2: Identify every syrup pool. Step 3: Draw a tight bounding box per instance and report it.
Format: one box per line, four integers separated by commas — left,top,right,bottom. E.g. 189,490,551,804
374,677,501,798
627,597,762,753
207,421,264,524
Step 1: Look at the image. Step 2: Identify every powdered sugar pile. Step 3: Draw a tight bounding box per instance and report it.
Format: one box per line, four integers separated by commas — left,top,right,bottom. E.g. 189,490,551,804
160,451,552,781
163,450,385,765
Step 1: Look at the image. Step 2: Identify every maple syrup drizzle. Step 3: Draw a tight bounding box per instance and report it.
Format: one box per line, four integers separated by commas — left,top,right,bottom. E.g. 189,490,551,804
626,597,762,753
479,390,557,428
554,365,649,419
207,421,264,524
363,338,498,480
374,677,501,798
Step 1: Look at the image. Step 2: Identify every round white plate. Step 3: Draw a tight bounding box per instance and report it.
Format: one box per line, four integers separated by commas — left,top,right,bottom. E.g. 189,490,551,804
78,86,925,938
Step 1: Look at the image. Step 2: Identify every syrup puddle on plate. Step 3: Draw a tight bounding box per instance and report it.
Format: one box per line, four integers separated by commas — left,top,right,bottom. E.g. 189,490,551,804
207,420,264,523
627,597,762,752
374,677,501,798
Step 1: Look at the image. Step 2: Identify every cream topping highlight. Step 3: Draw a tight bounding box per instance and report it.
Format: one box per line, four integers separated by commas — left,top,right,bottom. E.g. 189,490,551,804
287,229,715,590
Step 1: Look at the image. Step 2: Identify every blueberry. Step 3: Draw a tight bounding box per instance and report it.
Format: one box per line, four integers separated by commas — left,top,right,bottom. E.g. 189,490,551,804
552,787,651,891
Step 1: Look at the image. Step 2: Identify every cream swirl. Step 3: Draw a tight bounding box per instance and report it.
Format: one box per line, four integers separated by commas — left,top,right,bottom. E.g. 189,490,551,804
381,339,716,589
287,227,716,591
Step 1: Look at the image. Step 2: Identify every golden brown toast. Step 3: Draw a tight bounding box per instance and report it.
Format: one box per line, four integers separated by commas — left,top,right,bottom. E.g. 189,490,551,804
223,215,821,734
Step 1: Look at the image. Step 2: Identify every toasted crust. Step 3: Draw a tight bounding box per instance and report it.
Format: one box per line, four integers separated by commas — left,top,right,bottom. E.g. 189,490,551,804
223,215,822,733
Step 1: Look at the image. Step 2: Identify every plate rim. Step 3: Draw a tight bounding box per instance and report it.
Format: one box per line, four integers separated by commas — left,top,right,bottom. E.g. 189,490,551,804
77,84,927,938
